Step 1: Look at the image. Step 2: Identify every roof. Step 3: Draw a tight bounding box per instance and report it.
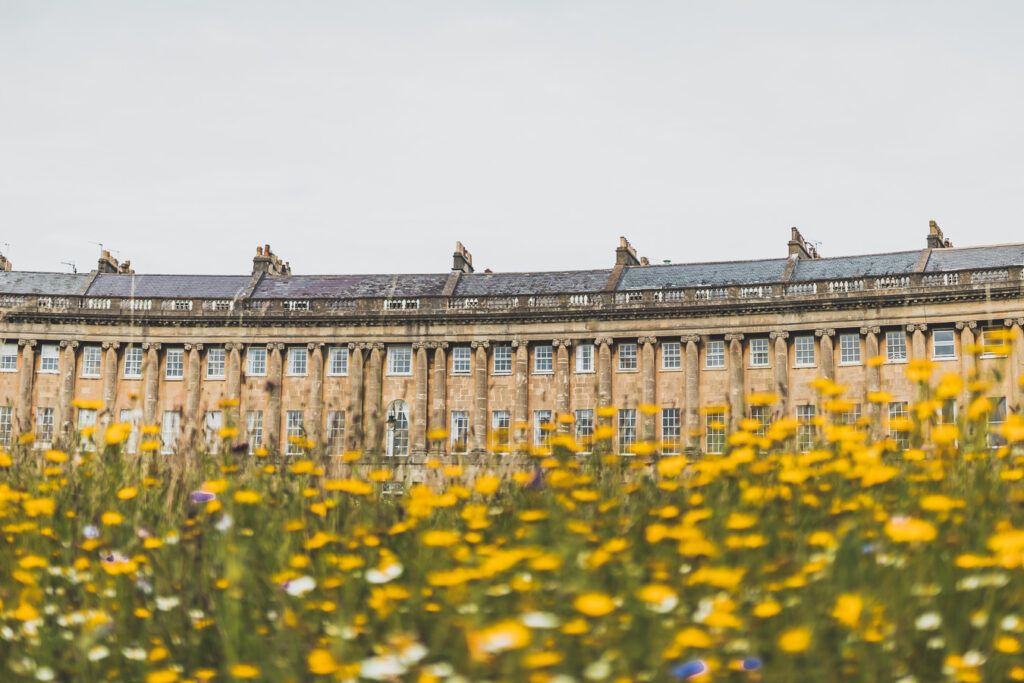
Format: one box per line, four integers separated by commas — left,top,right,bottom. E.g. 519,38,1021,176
789,251,922,281
0,271,89,296
925,244,1024,272
250,274,449,299
87,274,251,298
616,259,789,290
454,270,612,296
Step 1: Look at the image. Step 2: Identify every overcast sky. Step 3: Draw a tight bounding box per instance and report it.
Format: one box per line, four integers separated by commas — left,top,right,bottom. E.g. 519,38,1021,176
2,1,1022,275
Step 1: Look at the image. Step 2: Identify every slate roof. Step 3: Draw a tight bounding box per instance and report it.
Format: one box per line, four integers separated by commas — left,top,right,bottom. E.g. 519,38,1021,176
616,259,789,290
250,274,449,299
87,274,251,299
925,244,1024,272
0,271,89,295
789,251,922,281
454,270,612,296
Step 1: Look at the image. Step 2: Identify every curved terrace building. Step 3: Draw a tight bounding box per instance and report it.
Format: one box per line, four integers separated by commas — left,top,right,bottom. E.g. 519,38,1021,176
0,222,1022,458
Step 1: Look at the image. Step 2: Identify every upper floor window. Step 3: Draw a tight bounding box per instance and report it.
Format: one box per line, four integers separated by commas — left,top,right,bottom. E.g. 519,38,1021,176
123,347,143,378
534,345,553,373
247,347,267,376
933,330,956,360
839,334,861,365
327,347,348,376
387,345,412,375
794,336,815,367
82,346,102,378
206,348,226,379
287,347,308,376
705,340,725,369
886,331,907,362
39,344,59,373
749,338,769,368
0,343,17,373
980,329,1009,358
662,342,681,370
452,347,472,375
618,343,637,371
576,344,594,373
493,346,512,374
165,349,184,379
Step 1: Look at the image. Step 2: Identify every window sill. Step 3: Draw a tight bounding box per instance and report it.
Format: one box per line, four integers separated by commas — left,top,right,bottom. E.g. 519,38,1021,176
533,371,554,376
704,366,726,371
575,369,596,374
287,373,308,378
886,359,908,365
980,354,1008,360
492,371,512,376
246,373,267,378
386,372,412,377
0,368,16,373
37,369,59,375
451,371,471,376
793,364,817,369
838,362,862,367
123,374,142,380
617,369,639,373
81,374,101,380
165,377,184,381
206,376,226,381
931,356,958,362
660,367,682,372
748,364,771,370
326,372,349,378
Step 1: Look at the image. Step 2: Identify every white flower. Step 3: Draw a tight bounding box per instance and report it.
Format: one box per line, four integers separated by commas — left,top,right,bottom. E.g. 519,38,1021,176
87,646,109,661
35,667,55,681
915,613,941,630
156,596,180,611
366,562,403,584
284,576,316,597
122,647,147,661
1002,615,1023,631
360,655,406,680
521,612,560,629
215,515,232,532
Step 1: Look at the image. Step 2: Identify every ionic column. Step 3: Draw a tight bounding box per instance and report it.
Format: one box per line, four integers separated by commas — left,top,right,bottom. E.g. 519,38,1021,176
365,343,384,454
266,343,284,453
471,340,489,455
308,343,325,448
597,338,613,408
430,343,448,455
16,340,36,435
908,324,928,360
412,342,430,459
555,340,572,428
957,321,977,379
56,340,79,440
346,343,365,452
183,343,203,449
512,339,529,451
683,335,700,449
142,343,161,426
639,336,657,441
102,341,120,417
862,327,881,428
1006,319,1024,406
226,343,242,425
725,333,744,430
770,332,789,415
816,329,835,381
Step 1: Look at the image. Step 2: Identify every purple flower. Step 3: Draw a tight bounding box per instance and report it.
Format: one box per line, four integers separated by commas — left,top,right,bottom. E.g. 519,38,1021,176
670,659,710,680
189,490,217,504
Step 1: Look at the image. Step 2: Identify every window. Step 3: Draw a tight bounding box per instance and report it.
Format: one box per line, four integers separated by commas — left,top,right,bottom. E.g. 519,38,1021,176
78,408,97,451
662,342,681,370
246,411,263,454
161,411,180,454
36,407,54,445
576,344,594,373
661,408,680,453
326,411,345,454
749,338,770,368
887,402,909,450
838,403,862,426
575,409,594,448
794,336,815,367
492,411,510,449
534,345,553,373
705,410,725,454
933,330,956,359
0,406,11,445
387,346,412,375
493,346,512,374
39,344,59,373
451,411,469,453
285,410,305,455
796,405,816,452
82,346,102,378
0,343,17,372
938,399,956,425
886,331,907,362
205,348,226,379
452,347,472,374
534,410,553,447
328,347,349,376
247,347,267,376
839,334,861,365
287,348,308,376
387,400,410,457
988,397,1007,448
618,343,637,371
749,405,770,437
618,409,636,454
123,347,143,378
204,411,222,454
166,349,184,379
705,340,725,369
118,408,139,454
980,329,1008,358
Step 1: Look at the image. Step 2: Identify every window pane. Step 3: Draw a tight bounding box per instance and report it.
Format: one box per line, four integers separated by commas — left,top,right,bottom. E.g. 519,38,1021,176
247,348,267,375
661,408,680,453
328,347,349,376
662,342,681,369
246,411,263,454
493,346,512,374
286,410,305,455
534,410,553,447
0,344,17,372
534,345,553,373
387,346,412,374
796,405,816,451
618,344,637,371
795,336,815,366
288,348,308,375
327,411,346,454
166,349,184,379
451,411,469,453
933,330,956,358
575,344,594,373
123,348,143,377
618,409,636,453
207,349,226,378
82,346,102,377
705,411,725,454
749,339,769,367
706,340,725,368
575,409,594,448
39,344,59,373
886,331,907,361
491,410,510,449
452,347,472,374
839,334,861,364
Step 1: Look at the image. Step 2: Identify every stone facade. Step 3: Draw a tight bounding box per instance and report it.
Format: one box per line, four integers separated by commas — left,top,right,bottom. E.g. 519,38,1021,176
1,225,1023,460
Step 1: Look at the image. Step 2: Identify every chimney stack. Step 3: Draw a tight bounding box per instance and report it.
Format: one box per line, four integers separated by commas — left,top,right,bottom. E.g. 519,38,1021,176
927,220,952,249
787,227,820,259
452,241,474,273
97,249,132,274
616,236,641,266
252,244,291,276
0,251,11,272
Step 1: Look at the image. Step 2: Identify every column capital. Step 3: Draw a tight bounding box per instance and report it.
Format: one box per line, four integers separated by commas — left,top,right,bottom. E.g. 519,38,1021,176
681,334,701,344
638,336,658,345
1004,318,1024,328
553,339,573,349
184,343,204,352
307,342,325,351
141,342,161,351
470,339,490,350
814,328,835,337
510,338,527,349
723,333,745,342
101,341,120,350
768,331,788,341
18,339,37,348
266,342,285,351
225,342,244,351
60,340,80,349
956,321,978,330
595,337,614,347
412,341,431,350
860,326,881,335
906,323,928,333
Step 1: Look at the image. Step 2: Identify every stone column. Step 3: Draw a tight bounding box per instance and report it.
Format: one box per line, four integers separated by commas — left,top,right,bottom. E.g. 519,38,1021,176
513,339,529,451
102,341,120,418
142,343,161,426
412,342,430,459
908,324,928,360
365,343,384,454
226,342,242,425
862,328,881,393
308,343,325,448
346,343,365,452
430,343,448,455
957,321,977,380
266,343,284,454
725,333,744,430
555,340,572,428
770,332,789,415
816,329,835,381
683,335,700,450
183,343,203,449
471,340,489,455
16,340,36,435
56,340,79,441
597,338,613,408
1006,319,1024,407
639,336,657,441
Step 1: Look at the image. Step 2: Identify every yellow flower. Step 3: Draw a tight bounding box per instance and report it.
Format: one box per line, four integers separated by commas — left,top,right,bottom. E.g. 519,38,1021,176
14,601,39,621
233,490,261,504
117,487,138,500
467,620,532,661
101,511,123,526
368,469,393,482
746,392,779,406
421,530,460,547
523,651,563,669
920,494,963,512
473,474,500,495
778,626,812,653
0,451,11,467
752,601,782,618
596,406,618,418
573,592,617,617
18,432,35,444
867,391,893,404
866,355,886,367
146,670,178,683
996,636,1022,654
308,648,338,674
673,627,712,648
290,460,314,474
637,584,678,612
831,594,863,628
905,359,934,382
72,398,104,410
44,449,68,463
884,517,937,543
105,422,132,445
229,664,260,679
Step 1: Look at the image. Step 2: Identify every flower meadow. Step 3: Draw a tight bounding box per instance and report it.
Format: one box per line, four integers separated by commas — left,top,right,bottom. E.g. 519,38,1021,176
5,358,1024,681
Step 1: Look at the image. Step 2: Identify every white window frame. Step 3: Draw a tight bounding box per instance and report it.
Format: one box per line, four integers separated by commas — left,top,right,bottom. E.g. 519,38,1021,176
980,329,1008,358
326,410,346,454
0,343,17,373
246,410,263,454
534,410,553,446
988,396,1008,448
705,340,725,369
932,329,957,360
749,338,769,368
451,411,469,453
0,406,10,445
492,346,513,375
119,408,140,454
533,345,553,374
451,347,472,375
491,410,510,448
386,345,413,376
618,409,637,454
39,344,59,374
575,409,594,450
287,347,308,376
206,348,226,379
81,346,102,378
327,347,349,376
705,411,725,454
123,347,143,378
576,344,594,373
661,342,681,370
203,411,223,454
887,401,909,449
886,331,907,363
285,410,305,455
36,407,55,445
794,336,815,368
796,405,816,452
165,349,184,380
161,410,180,454
749,405,770,437
661,408,680,454
839,334,861,365
618,343,638,372
247,347,267,376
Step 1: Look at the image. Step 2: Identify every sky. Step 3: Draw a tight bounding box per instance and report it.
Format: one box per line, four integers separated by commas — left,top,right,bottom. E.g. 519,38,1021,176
1,1,1023,276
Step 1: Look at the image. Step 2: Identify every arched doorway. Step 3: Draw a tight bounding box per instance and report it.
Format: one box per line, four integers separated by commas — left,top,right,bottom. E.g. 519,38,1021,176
385,400,410,457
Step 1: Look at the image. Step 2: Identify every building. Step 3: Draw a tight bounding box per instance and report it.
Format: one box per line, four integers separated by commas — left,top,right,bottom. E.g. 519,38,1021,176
0,223,1021,459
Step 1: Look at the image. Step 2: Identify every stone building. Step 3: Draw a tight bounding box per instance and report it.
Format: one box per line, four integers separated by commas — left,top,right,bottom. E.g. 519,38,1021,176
0,224,1022,459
